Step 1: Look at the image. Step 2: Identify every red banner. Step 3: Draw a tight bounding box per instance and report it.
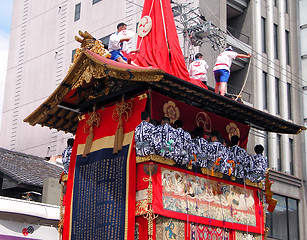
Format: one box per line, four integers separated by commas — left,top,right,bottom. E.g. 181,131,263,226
136,162,264,235
150,91,250,148
63,93,148,240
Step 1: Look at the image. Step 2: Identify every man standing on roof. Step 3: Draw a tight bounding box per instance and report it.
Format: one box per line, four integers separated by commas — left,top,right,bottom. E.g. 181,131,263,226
213,46,251,96
188,53,209,86
108,22,139,65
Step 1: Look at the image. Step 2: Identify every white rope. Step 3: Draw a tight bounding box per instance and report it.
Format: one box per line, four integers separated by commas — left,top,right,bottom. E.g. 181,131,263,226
159,0,170,52
235,57,252,101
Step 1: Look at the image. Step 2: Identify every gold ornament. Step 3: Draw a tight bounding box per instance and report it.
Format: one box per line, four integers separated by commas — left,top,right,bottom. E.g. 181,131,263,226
112,96,133,153
163,101,180,124
226,122,240,141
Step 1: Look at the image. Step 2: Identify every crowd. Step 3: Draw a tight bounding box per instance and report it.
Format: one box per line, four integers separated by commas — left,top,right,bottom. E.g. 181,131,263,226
135,111,267,183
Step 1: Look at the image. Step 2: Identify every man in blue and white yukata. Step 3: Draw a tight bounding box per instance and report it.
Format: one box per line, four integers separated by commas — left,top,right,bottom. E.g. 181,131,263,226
192,127,209,167
62,138,74,175
174,120,197,165
108,22,139,65
151,117,183,164
206,131,229,174
227,135,251,179
249,144,268,182
134,111,155,157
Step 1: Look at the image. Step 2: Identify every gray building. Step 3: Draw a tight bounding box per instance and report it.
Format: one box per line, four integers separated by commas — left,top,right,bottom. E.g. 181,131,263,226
0,0,306,239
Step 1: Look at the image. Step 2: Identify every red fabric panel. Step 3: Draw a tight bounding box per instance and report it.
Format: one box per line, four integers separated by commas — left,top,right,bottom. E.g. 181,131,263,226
133,0,206,89
151,91,250,148
85,49,158,70
133,0,174,72
143,163,264,235
63,94,148,240
136,163,150,191
136,216,149,240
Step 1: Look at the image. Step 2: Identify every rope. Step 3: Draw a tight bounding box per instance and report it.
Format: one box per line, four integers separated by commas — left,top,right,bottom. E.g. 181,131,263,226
159,0,170,52
235,57,252,101
243,180,249,236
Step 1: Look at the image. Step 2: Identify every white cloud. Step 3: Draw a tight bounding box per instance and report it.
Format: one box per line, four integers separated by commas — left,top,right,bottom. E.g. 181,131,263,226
0,30,10,127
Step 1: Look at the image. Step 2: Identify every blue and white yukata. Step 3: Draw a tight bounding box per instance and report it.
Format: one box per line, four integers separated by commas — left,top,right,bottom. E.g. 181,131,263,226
191,137,209,167
151,124,185,164
206,141,229,173
62,146,72,175
134,121,156,157
176,127,199,165
227,145,251,179
249,154,267,182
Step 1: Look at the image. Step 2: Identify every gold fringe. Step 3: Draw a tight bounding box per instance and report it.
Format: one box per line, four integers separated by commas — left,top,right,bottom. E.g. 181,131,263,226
112,96,132,153
82,107,101,157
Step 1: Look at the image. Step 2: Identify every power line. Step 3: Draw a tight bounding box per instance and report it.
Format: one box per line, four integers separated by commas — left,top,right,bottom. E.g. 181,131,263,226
199,0,306,90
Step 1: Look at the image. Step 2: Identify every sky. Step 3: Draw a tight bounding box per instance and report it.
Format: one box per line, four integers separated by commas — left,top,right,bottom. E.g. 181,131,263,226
0,1,14,127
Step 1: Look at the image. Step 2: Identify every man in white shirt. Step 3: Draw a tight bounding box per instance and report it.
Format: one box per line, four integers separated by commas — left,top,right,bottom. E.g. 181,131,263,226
188,53,209,85
213,46,251,96
108,22,139,64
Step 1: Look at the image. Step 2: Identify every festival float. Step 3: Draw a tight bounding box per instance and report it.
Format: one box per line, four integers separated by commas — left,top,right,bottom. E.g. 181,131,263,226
24,0,305,239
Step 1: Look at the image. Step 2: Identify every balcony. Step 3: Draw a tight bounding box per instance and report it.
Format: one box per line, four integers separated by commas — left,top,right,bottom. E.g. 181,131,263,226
226,34,251,71
227,0,249,19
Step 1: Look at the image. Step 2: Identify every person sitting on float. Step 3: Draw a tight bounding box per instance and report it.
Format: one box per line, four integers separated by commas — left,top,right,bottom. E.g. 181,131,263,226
249,144,268,182
192,127,209,167
134,111,155,157
108,22,139,65
206,131,228,174
151,117,184,164
227,135,251,179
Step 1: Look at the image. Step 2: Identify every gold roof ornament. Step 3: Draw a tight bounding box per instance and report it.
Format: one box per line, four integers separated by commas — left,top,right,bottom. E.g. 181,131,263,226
70,30,111,70
75,30,96,49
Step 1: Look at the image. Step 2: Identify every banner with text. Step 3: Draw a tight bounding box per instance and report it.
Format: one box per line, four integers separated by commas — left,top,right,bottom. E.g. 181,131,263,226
63,93,148,240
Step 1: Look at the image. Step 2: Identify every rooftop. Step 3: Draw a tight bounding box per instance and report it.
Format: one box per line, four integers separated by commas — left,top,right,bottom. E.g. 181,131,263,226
0,148,63,188
24,49,305,135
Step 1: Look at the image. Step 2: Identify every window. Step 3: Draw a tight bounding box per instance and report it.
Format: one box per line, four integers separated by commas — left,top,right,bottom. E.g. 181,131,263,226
273,0,277,7
287,83,292,119
285,0,289,13
288,198,299,239
266,195,299,240
263,72,268,110
71,49,76,63
136,22,139,33
274,24,279,59
264,131,269,164
93,0,102,4
99,34,112,50
275,77,280,114
74,3,81,21
289,138,294,175
261,17,266,53
285,30,290,65
277,134,282,171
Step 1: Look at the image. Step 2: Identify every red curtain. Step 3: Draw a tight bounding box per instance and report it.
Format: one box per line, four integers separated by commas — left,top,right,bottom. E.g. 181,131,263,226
133,0,206,89
150,91,250,148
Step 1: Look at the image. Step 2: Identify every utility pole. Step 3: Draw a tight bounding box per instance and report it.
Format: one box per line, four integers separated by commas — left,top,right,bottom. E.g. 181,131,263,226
171,2,226,65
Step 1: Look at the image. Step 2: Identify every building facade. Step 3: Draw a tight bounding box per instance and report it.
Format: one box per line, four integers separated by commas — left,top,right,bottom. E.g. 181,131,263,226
1,0,306,239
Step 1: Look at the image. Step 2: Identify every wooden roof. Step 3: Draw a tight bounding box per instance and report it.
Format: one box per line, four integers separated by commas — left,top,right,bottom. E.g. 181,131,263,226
24,49,305,135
